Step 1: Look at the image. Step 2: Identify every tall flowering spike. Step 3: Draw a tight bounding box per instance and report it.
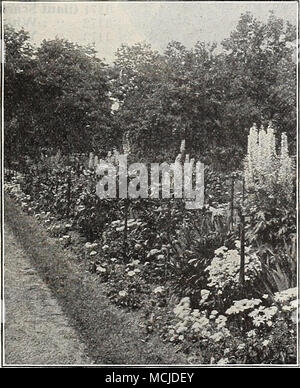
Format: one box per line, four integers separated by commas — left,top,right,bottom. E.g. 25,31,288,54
122,133,132,155
266,122,276,159
94,155,99,168
278,133,293,195
245,123,294,201
180,139,186,154
264,123,277,187
280,133,289,159
248,124,258,167
175,152,182,163
257,125,266,179
88,152,94,170
244,157,252,191
113,149,119,159
245,124,257,190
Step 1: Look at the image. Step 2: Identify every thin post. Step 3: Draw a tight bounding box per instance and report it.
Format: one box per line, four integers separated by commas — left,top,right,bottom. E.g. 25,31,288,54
239,177,245,287
123,199,129,261
230,174,235,229
66,170,71,218
239,214,245,287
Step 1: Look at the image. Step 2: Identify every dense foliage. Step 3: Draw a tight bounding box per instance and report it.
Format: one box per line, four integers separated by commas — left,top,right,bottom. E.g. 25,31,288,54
5,125,296,363
5,11,296,168
4,11,297,365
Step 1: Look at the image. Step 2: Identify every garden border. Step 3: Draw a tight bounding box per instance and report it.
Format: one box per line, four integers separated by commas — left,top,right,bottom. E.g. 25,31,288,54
3,195,186,366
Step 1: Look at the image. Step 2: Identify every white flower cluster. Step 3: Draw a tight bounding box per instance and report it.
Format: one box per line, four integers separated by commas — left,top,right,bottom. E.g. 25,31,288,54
5,178,40,216
274,287,298,316
84,241,99,259
4,175,25,202
226,298,262,315
248,305,278,327
126,259,142,277
274,287,297,303
278,133,293,194
88,149,120,170
244,122,294,197
153,286,166,295
4,180,21,196
225,298,278,327
169,297,231,343
110,218,144,232
205,244,261,293
225,287,298,327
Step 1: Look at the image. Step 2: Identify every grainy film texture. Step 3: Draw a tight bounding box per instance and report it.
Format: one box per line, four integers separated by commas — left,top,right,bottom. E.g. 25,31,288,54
2,1,298,367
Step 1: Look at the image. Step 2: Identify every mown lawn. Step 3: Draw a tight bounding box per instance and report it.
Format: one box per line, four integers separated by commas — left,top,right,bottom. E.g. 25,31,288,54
4,195,185,365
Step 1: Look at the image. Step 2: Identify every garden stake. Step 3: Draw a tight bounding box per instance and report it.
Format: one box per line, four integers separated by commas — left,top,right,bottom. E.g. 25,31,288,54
66,169,71,218
123,198,129,262
239,213,245,288
239,177,245,288
230,174,235,230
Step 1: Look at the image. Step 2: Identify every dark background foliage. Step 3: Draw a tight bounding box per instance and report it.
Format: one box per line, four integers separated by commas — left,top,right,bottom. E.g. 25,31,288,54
4,11,296,170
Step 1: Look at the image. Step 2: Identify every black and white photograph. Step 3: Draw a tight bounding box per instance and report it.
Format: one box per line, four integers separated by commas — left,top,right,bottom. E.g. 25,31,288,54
1,1,299,369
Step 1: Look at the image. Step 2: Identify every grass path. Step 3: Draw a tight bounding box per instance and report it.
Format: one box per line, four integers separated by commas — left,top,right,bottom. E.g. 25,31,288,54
4,224,92,365
4,196,185,365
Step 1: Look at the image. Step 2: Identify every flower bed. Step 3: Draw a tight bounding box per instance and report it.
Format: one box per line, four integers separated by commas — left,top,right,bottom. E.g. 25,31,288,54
4,168,298,364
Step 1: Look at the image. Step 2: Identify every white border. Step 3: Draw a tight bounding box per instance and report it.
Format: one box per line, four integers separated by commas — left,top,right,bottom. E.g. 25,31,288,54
1,0,299,368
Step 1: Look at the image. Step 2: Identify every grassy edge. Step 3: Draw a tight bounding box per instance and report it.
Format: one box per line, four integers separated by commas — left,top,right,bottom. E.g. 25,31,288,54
4,195,186,365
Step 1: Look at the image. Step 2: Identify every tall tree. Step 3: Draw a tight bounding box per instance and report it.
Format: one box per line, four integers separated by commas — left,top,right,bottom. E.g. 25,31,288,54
34,38,113,154
4,25,38,162
221,12,296,151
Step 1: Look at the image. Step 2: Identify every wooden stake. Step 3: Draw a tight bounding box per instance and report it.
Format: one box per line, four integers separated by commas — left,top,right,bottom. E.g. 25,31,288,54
239,177,245,287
